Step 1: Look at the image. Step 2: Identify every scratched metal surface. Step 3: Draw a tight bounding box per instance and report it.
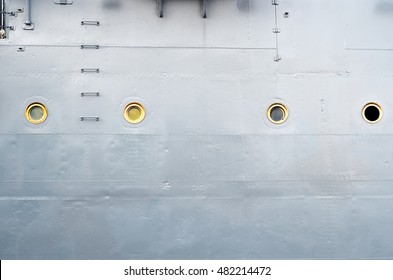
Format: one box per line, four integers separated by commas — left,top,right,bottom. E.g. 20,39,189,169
1,0,393,259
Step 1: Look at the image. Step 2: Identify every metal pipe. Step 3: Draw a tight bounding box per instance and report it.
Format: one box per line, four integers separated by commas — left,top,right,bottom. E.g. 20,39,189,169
201,0,207,18
23,0,34,30
26,0,31,23
157,0,163,18
0,0,5,38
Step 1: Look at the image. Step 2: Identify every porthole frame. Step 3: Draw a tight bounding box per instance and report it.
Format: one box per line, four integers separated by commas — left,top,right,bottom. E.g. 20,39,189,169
267,103,289,124
362,102,382,124
123,102,146,124
25,102,48,124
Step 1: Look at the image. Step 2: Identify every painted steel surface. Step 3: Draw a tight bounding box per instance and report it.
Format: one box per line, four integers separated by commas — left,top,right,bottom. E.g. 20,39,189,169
1,0,393,259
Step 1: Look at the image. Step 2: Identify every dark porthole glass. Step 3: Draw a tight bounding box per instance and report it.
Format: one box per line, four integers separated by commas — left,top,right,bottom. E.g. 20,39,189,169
267,103,288,124
362,103,382,124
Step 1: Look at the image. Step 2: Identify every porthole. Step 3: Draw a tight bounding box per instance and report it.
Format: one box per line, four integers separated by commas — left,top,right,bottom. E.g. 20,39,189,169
362,102,382,124
123,102,146,124
267,103,288,124
25,103,48,124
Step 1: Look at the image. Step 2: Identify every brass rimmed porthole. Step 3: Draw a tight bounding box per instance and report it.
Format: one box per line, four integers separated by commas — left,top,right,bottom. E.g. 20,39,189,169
267,103,288,124
123,102,146,124
25,103,48,124
362,102,382,124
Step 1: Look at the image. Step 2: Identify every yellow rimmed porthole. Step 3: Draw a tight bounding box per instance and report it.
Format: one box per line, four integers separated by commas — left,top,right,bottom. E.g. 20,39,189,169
123,102,146,124
25,103,48,124
362,102,382,124
267,103,288,124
